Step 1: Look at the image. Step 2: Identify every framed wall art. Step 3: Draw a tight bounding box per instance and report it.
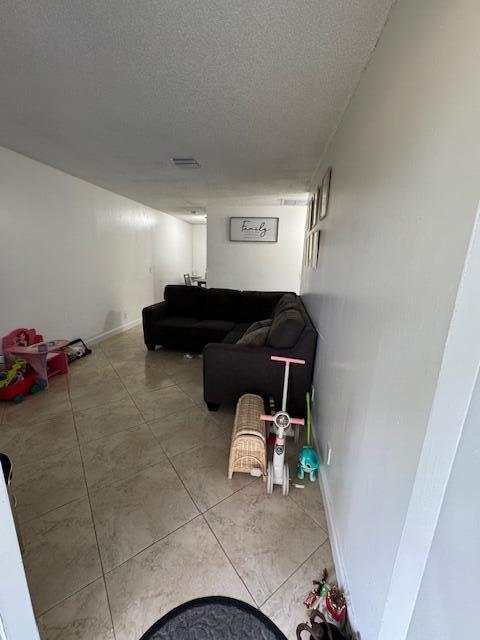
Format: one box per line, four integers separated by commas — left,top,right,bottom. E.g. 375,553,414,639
312,230,321,269
319,167,332,220
306,197,313,231
229,217,279,242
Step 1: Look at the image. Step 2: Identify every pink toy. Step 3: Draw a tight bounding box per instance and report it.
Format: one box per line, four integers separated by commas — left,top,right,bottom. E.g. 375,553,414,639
2,328,69,388
260,356,305,495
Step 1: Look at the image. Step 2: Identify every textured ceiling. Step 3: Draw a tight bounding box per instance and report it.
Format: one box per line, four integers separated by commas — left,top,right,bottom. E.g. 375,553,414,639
0,0,394,217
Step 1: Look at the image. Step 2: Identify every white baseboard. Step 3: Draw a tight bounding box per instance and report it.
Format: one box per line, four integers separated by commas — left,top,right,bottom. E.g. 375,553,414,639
86,317,142,346
312,430,358,634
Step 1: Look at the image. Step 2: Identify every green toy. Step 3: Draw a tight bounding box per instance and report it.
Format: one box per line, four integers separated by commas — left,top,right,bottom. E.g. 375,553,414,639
297,392,320,481
0,359,27,389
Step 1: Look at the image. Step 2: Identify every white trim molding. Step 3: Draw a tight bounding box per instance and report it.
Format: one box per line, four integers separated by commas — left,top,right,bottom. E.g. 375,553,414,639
315,449,359,633
86,317,142,346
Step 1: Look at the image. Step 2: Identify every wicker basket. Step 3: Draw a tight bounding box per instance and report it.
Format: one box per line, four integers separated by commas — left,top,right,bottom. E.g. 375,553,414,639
228,394,266,480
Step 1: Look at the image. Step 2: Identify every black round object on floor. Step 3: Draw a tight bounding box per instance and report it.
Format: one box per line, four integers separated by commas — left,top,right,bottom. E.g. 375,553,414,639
139,596,287,639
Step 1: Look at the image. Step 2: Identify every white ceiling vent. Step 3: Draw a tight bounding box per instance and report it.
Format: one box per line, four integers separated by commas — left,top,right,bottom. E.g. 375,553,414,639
171,157,200,168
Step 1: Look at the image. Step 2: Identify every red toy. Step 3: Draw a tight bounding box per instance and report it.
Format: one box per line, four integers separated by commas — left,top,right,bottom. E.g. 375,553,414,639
0,360,46,404
2,328,69,388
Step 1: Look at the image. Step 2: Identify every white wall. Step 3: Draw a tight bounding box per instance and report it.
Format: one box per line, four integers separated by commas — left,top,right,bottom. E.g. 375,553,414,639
300,0,480,638
192,224,207,277
406,369,480,640
153,216,192,301
0,146,192,343
207,202,305,292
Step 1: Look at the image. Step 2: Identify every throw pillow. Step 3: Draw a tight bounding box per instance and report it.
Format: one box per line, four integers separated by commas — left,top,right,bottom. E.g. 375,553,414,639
244,318,272,335
266,308,305,349
273,293,298,316
237,326,270,346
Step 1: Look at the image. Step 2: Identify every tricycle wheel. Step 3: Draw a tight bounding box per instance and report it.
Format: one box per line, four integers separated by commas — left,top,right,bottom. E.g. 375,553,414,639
267,461,274,494
30,384,41,394
14,394,24,404
282,463,289,496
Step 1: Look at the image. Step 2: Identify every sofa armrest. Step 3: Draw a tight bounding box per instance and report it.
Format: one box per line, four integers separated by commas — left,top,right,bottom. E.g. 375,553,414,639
203,342,314,415
142,301,168,349
143,301,168,324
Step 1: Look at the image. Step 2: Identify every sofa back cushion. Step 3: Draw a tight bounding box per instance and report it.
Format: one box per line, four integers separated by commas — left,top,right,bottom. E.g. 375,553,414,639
273,293,299,315
238,291,289,323
244,318,272,335
164,285,206,317
266,308,305,349
237,325,270,346
202,288,242,321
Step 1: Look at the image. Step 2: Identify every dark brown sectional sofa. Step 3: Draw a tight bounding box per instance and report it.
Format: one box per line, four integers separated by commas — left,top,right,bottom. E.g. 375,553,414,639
142,285,317,416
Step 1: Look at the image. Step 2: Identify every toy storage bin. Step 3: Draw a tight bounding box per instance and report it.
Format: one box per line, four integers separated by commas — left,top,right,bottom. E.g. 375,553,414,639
228,393,267,480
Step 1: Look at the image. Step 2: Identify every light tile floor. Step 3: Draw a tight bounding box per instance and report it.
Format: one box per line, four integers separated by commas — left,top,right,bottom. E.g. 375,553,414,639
0,324,335,640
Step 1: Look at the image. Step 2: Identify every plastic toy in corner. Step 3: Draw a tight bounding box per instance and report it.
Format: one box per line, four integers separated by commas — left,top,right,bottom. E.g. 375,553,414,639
0,359,26,389
0,359,46,404
300,569,348,638
297,392,320,481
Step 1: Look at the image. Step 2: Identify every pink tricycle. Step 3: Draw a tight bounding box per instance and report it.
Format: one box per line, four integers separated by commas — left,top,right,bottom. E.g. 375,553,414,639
261,356,305,495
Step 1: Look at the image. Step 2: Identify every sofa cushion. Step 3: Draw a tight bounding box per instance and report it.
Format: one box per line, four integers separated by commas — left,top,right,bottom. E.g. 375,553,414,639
238,291,288,323
164,285,205,317
190,319,235,343
266,309,305,349
273,293,299,316
222,323,251,344
237,326,270,346
244,318,272,335
202,288,242,321
156,316,200,337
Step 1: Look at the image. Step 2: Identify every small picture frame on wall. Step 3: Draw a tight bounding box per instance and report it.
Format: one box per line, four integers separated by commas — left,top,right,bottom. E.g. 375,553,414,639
307,197,314,231
312,230,321,269
313,187,322,227
319,167,332,220
310,232,316,269
305,234,312,267
312,189,319,228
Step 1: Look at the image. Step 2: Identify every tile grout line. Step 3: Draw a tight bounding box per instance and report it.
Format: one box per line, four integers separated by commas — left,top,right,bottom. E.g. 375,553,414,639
199,474,258,515
200,484,329,611
16,333,143,635
106,347,196,424
66,374,118,640
29,335,330,637
142,413,257,517
287,489,330,536
137,362,325,611
201,512,259,607
36,574,107,620
142,417,259,607
101,513,205,577
18,492,88,529
284,491,330,535
77,339,205,582
19,341,329,638
257,536,332,610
